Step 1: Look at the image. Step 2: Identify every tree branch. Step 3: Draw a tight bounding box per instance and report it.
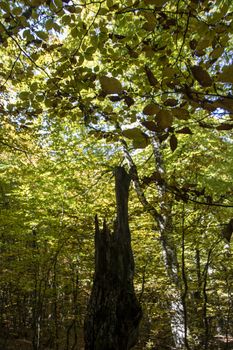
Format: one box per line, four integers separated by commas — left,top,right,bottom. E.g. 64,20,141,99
121,140,164,226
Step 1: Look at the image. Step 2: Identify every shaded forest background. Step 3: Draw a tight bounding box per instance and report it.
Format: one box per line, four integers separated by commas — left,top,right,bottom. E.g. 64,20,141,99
1,0,233,349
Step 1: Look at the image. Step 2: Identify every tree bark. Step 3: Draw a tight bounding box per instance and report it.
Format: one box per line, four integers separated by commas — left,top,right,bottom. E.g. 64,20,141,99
84,166,142,350
151,136,186,349
123,137,187,349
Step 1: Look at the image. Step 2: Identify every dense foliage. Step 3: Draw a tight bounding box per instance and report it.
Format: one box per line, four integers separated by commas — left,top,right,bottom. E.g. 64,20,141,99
1,0,233,349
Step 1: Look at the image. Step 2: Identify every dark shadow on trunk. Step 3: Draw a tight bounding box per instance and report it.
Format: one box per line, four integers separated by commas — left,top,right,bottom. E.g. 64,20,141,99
84,166,142,350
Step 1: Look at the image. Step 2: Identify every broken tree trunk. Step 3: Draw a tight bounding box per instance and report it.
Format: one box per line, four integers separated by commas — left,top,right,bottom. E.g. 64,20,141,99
84,166,142,350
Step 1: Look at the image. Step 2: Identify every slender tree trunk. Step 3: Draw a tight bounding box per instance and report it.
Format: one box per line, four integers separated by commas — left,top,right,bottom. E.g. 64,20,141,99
32,232,42,350
84,166,142,350
123,136,187,349
152,136,187,349
52,258,59,350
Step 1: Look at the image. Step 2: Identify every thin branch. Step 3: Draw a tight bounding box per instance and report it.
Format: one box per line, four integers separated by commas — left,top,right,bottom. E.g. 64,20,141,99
0,139,28,154
2,53,21,86
0,22,52,80
71,2,103,58
139,263,147,303
185,197,233,208
174,10,191,65
181,204,191,350
121,139,163,225
202,248,212,350
175,0,182,50
11,39,51,79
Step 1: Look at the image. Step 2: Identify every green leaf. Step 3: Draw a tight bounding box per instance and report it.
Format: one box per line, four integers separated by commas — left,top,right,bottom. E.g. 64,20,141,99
216,123,233,130
133,137,149,149
12,7,22,16
0,2,10,12
122,128,149,148
172,108,190,120
143,103,160,115
52,22,61,32
35,94,44,102
19,91,29,100
142,13,156,31
100,76,123,94
98,8,109,15
218,65,233,84
141,121,157,131
71,27,79,38
45,19,54,31
144,0,167,5
190,66,213,87
30,82,38,92
53,0,63,9
210,46,224,60
176,127,193,134
23,29,34,41
191,65,212,87
164,99,178,107
36,31,48,41
156,110,173,129
61,15,71,25
107,0,114,8
170,134,178,152
122,128,144,139
145,65,158,86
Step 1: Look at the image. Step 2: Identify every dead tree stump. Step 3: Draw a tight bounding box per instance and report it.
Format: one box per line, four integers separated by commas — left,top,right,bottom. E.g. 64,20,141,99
84,166,142,350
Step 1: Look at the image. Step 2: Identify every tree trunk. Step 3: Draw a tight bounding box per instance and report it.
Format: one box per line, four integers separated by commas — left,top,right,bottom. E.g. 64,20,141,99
151,136,187,349
123,137,187,349
84,166,142,350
